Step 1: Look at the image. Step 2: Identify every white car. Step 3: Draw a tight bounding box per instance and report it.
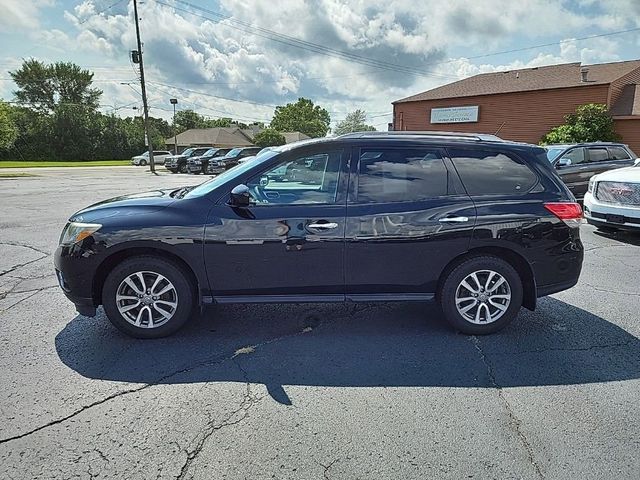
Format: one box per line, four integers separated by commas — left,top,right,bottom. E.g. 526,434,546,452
584,159,640,231
131,150,173,166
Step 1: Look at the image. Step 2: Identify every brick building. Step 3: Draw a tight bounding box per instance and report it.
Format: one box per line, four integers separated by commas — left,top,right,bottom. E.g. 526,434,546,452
393,60,640,153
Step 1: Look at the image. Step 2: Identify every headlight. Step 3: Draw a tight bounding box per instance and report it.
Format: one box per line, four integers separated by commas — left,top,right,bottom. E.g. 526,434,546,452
588,178,596,193
59,222,102,246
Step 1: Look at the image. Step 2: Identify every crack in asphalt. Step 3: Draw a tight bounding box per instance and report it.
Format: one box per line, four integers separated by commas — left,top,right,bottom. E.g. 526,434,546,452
176,360,263,480
488,340,635,356
471,336,544,479
0,285,58,313
319,458,340,480
0,242,50,278
582,283,640,297
0,305,359,446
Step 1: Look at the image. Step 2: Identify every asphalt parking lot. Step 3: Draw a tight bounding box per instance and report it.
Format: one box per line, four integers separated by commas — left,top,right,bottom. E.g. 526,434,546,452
1,166,639,479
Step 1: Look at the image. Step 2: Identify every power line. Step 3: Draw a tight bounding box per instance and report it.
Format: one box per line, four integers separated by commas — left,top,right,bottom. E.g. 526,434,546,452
157,0,459,80
78,0,127,25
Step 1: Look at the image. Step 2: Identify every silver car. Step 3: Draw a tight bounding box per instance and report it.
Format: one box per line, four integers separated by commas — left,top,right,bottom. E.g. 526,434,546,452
131,150,172,166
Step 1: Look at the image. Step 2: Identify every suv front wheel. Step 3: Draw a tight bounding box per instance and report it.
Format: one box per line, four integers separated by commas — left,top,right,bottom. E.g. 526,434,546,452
439,256,523,335
102,256,194,338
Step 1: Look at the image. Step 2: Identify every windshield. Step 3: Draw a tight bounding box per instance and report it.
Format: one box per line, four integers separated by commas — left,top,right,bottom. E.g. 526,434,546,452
545,148,565,161
180,148,194,157
224,148,243,159
184,150,279,199
203,148,218,157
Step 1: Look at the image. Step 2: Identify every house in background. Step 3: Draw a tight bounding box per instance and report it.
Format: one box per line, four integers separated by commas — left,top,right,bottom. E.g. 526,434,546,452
393,59,640,153
166,127,311,152
165,127,254,152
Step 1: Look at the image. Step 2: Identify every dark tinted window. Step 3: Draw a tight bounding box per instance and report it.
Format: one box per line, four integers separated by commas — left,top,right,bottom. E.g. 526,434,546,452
449,148,538,195
560,147,585,165
587,147,608,162
608,146,631,160
357,148,448,203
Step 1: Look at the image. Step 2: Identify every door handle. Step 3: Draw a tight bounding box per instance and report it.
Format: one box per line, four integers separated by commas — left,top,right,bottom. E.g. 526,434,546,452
308,222,339,229
439,216,469,223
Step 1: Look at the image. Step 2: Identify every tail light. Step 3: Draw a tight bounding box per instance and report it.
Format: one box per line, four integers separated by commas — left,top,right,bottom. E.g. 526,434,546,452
544,202,582,228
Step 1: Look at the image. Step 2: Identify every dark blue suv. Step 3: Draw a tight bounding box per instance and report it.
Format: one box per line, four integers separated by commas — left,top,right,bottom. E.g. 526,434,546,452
54,132,584,338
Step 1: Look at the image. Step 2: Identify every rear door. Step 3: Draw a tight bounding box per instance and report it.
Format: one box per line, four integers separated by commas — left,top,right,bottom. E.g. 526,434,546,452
554,147,589,198
345,144,476,298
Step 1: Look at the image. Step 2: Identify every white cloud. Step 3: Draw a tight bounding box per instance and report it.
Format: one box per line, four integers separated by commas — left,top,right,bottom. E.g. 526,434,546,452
14,0,639,127
0,0,53,32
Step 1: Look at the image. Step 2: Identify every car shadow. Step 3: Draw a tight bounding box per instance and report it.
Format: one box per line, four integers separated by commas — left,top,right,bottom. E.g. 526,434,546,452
592,228,640,246
55,298,640,404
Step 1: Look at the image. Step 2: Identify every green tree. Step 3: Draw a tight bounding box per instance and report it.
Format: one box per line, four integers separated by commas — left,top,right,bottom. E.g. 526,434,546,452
174,109,209,132
334,109,376,135
254,128,286,147
541,103,620,144
0,101,18,150
10,59,102,113
270,98,331,138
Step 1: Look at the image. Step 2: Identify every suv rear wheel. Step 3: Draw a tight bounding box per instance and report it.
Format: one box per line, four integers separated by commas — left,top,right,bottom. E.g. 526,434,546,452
439,256,523,335
102,256,194,338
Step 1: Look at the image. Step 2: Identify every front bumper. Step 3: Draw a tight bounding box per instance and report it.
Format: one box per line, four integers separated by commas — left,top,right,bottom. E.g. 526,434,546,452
54,246,98,317
187,163,203,173
584,192,640,230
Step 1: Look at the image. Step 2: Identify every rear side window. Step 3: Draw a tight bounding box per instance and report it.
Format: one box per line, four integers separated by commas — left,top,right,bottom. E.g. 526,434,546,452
448,148,538,196
357,148,449,203
587,147,608,162
608,146,631,160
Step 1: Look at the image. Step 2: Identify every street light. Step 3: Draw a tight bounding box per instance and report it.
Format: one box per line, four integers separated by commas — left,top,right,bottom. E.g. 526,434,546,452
170,98,178,155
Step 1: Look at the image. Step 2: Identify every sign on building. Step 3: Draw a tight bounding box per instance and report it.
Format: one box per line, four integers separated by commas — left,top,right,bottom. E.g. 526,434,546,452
430,106,479,124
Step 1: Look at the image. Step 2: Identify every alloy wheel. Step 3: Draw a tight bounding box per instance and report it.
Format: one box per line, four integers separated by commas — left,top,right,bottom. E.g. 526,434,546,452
116,271,178,328
454,269,511,324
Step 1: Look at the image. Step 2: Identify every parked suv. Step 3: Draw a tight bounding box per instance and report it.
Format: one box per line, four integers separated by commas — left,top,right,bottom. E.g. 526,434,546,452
207,147,262,175
131,151,172,166
545,142,637,199
164,147,211,173
55,132,583,338
187,148,231,174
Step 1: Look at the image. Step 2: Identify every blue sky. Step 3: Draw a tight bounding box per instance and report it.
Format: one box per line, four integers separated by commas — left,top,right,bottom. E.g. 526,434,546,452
1,0,639,128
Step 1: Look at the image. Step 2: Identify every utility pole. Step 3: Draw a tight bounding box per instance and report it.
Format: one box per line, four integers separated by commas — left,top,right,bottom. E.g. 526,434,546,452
132,0,156,174
170,98,178,155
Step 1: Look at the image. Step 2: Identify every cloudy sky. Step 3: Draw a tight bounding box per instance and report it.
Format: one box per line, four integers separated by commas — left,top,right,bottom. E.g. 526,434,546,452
1,0,639,129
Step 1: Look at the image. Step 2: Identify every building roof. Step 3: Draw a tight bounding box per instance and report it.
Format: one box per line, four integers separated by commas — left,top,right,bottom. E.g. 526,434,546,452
394,60,640,103
165,127,254,147
282,132,310,143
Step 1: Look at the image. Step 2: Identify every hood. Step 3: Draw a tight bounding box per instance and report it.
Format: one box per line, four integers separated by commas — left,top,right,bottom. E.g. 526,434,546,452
69,189,180,222
166,155,186,160
594,166,640,183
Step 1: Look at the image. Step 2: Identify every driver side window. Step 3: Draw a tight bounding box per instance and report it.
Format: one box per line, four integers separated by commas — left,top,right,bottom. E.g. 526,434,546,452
246,150,342,205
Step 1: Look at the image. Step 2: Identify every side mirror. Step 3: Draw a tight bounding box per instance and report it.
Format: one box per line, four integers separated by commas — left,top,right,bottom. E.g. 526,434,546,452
229,184,251,208
634,158,640,166
556,158,572,168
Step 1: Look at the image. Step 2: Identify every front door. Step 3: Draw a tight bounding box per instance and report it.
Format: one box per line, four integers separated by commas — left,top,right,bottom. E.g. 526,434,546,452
204,146,348,299
345,145,476,298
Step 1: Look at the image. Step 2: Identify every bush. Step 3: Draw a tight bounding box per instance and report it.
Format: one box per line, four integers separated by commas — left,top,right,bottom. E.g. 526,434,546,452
541,103,620,144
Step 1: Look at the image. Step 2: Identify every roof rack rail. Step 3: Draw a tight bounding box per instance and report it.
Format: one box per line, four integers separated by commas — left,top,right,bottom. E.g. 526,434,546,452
338,131,504,142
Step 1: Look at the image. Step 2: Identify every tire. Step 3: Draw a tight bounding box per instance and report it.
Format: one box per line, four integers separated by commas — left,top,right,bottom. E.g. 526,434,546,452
179,163,188,174
102,256,195,339
139,159,147,166
439,255,523,335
